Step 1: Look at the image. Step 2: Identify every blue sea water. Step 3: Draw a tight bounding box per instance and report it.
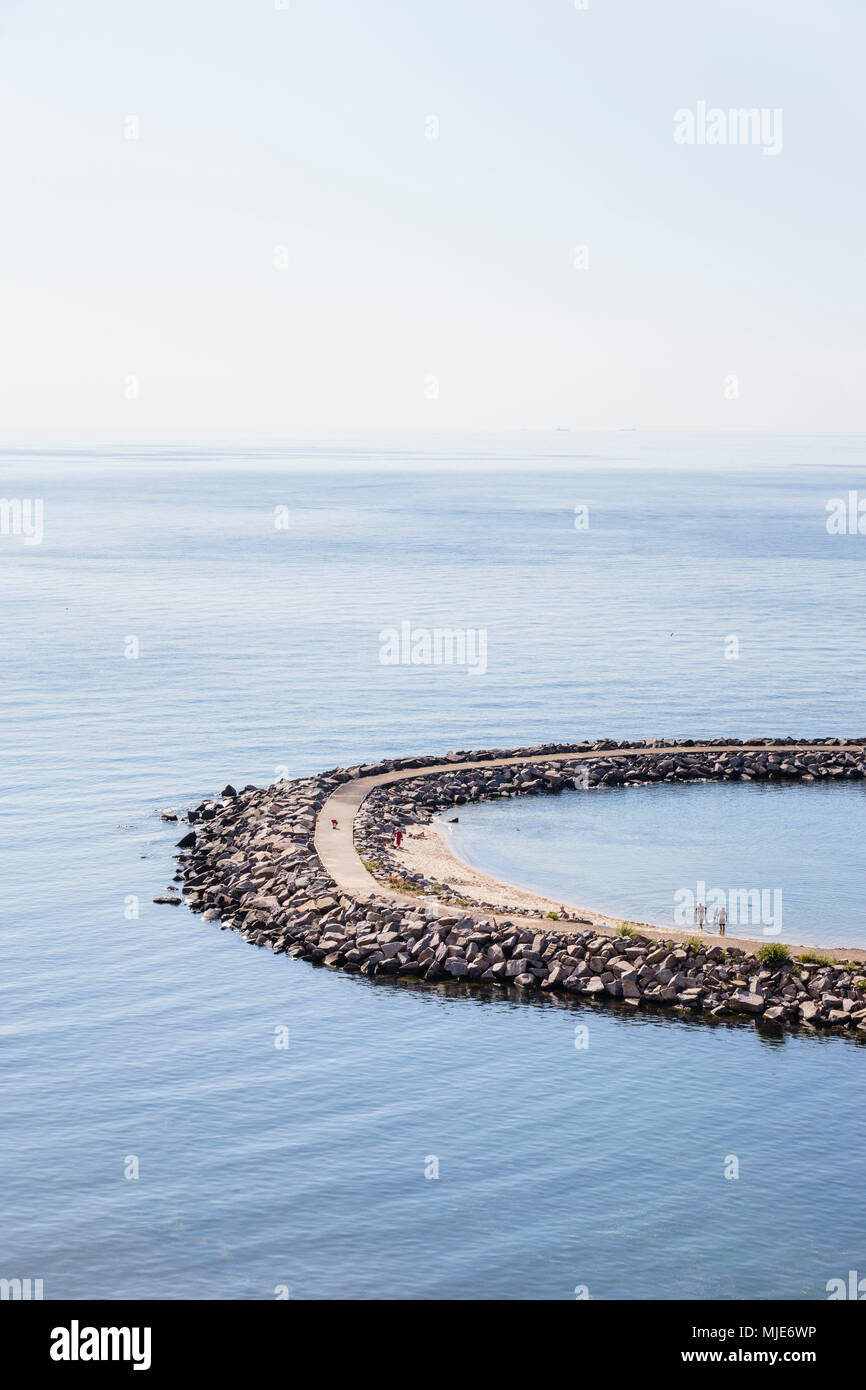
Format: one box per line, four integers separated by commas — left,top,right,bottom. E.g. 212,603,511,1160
2,432,865,1301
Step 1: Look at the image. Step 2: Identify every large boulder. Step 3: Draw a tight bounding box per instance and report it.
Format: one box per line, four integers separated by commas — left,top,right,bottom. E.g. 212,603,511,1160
730,990,765,1015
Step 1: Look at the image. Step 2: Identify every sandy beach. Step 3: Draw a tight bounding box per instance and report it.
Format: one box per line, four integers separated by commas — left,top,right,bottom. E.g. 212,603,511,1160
397,818,631,929
389,815,866,962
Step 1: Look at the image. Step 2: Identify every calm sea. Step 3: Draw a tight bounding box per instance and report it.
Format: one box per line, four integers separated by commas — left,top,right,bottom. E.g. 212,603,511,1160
2,432,865,1300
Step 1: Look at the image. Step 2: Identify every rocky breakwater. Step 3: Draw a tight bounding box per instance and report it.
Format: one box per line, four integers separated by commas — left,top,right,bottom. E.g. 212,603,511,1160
168,737,866,1039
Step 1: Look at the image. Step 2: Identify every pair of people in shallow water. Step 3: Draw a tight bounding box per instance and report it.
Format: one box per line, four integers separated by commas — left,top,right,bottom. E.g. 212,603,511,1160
695,901,726,935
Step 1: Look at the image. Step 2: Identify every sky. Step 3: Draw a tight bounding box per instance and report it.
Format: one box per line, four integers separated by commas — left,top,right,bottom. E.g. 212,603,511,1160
0,0,864,439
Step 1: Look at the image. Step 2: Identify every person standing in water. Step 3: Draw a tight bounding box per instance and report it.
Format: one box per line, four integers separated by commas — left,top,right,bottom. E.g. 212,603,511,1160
715,904,727,936
695,901,706,931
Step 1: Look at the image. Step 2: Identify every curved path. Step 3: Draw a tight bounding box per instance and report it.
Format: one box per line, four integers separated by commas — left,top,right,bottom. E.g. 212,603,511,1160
313,744,866,963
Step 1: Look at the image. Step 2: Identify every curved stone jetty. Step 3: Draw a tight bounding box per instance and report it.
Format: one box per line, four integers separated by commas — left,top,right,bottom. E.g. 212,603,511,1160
172,739,866,1037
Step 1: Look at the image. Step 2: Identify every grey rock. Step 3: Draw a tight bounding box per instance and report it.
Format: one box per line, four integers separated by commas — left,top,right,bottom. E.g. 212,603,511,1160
730,990,765,1015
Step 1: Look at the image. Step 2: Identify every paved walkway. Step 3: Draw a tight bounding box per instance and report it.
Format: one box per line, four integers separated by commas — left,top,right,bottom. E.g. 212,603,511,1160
313,744,866,962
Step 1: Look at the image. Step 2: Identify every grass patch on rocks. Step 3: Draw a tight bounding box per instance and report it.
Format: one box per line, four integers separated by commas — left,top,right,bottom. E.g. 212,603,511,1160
756,942,791,966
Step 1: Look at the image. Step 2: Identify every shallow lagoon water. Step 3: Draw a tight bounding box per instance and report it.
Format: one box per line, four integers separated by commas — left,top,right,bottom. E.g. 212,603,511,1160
449,779,866,949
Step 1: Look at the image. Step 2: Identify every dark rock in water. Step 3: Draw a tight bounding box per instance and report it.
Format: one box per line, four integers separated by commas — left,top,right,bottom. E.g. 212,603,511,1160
221,784,237,798
176,830,197,849
448,816,459,823
153,895,182,906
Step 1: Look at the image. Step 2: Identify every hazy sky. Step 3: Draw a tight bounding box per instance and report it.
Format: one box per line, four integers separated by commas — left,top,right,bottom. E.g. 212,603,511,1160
1,0,864,438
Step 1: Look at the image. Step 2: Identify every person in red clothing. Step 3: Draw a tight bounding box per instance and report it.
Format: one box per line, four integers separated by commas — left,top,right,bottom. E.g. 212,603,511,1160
394,828,403,848
330,817,338,829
